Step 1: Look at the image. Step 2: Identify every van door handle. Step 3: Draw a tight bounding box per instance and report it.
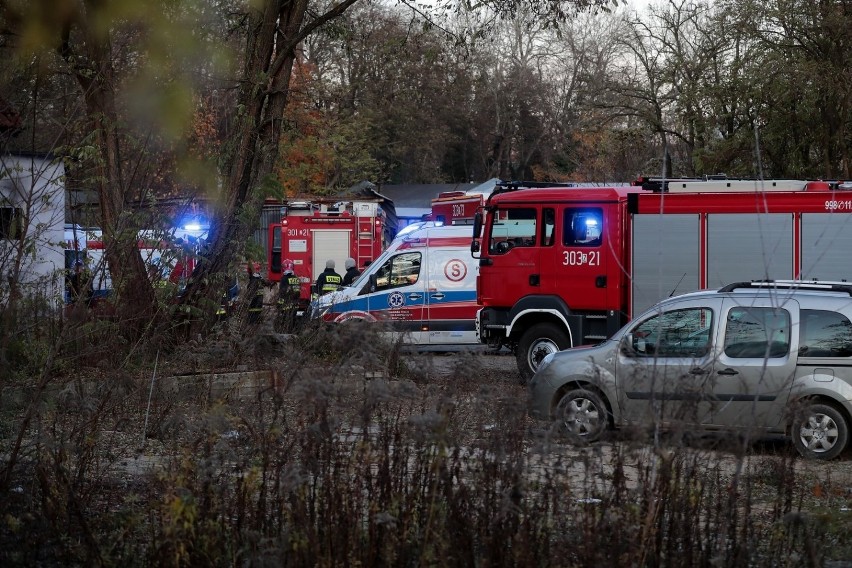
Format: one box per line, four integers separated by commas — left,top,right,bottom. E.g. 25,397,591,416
430,293,445,300
529,274,540,286
717,368,739,376
407,293,422,301
690,367,708,375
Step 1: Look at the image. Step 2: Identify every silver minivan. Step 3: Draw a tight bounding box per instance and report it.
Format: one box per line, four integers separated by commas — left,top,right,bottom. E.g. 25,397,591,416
528,281,852,459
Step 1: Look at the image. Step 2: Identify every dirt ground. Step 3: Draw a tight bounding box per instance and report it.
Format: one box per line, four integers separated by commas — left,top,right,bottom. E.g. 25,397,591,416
409,350,852,488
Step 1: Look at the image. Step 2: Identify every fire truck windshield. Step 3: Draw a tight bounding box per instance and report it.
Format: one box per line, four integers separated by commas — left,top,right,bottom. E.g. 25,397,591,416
488,207,537,254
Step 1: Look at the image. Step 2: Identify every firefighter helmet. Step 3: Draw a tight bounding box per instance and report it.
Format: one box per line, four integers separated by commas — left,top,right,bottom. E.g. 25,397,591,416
283,259,295,275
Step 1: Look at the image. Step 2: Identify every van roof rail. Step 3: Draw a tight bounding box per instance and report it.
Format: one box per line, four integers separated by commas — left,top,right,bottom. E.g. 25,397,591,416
719,280,852,296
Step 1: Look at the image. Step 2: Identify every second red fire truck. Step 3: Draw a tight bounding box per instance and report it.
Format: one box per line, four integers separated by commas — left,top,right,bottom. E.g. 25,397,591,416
471,178,852,380
266,198,388,307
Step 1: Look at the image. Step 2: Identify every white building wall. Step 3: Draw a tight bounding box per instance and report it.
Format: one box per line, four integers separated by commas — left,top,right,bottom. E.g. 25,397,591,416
0,154,66,303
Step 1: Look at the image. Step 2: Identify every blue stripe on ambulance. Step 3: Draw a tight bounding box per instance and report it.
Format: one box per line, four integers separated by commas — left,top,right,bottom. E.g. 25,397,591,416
329,290,476,314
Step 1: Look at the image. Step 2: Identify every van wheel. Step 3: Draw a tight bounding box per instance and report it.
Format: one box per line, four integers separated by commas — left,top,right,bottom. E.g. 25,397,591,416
517,323,570,383
554,389,608,444
791,403,849,460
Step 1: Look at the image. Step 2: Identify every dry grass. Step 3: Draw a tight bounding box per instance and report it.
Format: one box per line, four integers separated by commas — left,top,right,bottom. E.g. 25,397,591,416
1,316,852,566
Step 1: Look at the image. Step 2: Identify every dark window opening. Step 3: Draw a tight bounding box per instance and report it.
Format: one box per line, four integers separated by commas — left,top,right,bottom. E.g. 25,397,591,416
0,207,22,239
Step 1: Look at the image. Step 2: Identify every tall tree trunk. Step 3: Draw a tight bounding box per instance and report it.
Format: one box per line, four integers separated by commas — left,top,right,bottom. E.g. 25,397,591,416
60,5,156,331
177,0,359,330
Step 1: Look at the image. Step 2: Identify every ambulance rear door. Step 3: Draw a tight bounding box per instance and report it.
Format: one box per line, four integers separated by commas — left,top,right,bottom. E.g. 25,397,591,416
423,236,478,345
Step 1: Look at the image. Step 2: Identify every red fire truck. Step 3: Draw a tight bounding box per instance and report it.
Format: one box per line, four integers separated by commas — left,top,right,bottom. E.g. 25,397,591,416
266,198,388,304
428,181,586,226
471,178,852,380
63,224,208,304
428,191,485,225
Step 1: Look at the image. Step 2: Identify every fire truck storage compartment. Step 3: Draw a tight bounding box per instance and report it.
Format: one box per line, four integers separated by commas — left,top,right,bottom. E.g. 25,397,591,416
707,213,793,288
801,214,852,280
353,201,378,217
631,211,809,316
631,214,699,316
312,229,351,281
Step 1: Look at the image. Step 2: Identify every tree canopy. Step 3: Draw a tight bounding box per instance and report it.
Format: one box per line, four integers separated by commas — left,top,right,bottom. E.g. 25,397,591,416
1,0,849,342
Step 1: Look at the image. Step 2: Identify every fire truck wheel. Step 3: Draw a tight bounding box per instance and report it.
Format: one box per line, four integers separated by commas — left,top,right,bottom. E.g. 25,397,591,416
791,402,849,460
517,323,570,383
554,388,608,444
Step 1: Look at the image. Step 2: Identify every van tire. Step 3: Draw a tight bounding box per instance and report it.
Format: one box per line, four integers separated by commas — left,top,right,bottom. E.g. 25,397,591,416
554,388,608,444
791,402,849,460
517,323,570,383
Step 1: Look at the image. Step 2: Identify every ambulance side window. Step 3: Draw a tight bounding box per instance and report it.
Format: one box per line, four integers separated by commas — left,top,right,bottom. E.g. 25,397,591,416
374,252,421,290
564,208,602,247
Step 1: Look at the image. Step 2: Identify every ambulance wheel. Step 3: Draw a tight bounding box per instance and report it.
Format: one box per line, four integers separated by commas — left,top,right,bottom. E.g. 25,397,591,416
517,323,570,384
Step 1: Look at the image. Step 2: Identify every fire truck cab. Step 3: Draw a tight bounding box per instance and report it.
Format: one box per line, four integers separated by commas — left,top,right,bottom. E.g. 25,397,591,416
472,178,852,381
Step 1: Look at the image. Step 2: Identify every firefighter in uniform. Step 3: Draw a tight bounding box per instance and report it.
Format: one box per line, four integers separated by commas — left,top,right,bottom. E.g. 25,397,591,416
68,260,94,307
247,263,264,324
277,259,302,333
215,277,240,322
315,259,343,296
342,257,361,286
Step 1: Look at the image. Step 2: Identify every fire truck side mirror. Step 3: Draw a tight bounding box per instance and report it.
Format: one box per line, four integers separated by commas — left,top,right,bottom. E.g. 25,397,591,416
471,211,483,256
472,212,483,237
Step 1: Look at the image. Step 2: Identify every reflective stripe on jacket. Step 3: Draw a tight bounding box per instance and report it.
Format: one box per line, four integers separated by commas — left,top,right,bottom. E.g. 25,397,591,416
316,270,343,294
321,275,342,293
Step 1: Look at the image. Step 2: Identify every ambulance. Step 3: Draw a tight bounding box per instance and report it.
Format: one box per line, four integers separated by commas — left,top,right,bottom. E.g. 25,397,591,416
311,222,479,347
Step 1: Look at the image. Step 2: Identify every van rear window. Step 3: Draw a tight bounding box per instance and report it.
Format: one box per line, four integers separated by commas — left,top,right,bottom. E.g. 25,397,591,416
800,310,852,357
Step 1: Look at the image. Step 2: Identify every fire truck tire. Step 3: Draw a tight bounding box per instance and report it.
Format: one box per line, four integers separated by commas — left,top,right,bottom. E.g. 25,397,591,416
517,323,570,383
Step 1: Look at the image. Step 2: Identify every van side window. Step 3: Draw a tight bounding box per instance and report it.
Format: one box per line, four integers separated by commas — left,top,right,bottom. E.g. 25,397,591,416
630,308,713,358
488,207,537,254
723,307,790,358
563,208,602,247
800,309,852,357
374,251,421,290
